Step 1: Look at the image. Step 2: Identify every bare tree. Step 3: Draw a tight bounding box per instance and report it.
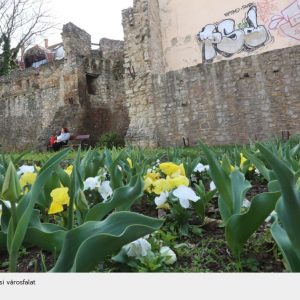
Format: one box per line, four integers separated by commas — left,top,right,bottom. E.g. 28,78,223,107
0,0,56,75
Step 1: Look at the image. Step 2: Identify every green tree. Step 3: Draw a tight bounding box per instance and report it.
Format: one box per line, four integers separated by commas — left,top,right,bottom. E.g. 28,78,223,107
0,0,55,75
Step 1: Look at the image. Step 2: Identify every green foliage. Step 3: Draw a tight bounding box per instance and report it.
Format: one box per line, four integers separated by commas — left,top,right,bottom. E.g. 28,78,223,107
97,132,125,149
0,34,18,76
51,212,163,272
257,143,300,271
200,142,280,258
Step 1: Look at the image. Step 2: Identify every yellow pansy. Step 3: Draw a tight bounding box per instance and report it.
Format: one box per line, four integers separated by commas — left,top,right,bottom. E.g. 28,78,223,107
65,165,73,176
153,179,171,195
159,203,171,211
127,158,133,169
167,175,189,189
230,165,235,172
248,165,255,172
145,172,160,181
144,177,155,193
159,162,186,178
48,187,70,215
20,172,37,188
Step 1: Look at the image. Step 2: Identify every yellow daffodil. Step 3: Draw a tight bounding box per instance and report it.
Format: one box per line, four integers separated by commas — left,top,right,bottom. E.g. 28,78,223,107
159,162,186,178
65,165,73,176
48,187,70,215
167,175,189,189
19,172,37,188
127,158,133,169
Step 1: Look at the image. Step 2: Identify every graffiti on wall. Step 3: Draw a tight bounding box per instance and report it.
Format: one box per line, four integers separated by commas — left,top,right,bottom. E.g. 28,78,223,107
197,6,272,63
269,0,300,41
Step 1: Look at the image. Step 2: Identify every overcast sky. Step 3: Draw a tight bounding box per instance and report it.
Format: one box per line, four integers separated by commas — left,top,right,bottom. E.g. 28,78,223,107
45,0,133,46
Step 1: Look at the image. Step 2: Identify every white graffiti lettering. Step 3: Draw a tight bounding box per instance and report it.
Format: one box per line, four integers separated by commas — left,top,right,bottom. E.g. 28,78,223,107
197,6,271,63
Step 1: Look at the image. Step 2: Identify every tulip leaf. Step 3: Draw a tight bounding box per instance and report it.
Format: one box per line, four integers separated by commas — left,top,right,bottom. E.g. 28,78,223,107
225,191,280,257
51,212,163,272
7,148,70,270
0,231,6,253
24,210,66,253
258,144,300,252
85,175,143,222
230,170,251,215
271,221,300,272
200,142,232,216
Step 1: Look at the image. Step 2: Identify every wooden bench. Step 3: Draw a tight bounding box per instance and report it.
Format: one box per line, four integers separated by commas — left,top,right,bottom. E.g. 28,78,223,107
62,134,91,149
47,134,91,151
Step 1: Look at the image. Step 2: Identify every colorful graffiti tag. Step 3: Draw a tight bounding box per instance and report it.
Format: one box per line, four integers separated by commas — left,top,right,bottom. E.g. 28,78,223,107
197,6,272,63
269,0,300,41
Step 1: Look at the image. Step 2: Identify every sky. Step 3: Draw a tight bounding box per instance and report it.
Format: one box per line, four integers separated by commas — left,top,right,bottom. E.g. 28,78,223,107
44,0,133,46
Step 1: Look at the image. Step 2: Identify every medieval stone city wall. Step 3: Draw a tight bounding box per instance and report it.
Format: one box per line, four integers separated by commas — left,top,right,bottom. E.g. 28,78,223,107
0,23,127,150
122,0,300,147
151,45,300,146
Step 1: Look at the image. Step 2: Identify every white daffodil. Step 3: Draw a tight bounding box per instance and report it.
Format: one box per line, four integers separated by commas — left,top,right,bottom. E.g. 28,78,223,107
124,238,151,257
193,163,209,173
160,246,177,265
209,181,216,191
172,186,200,208
242,199,251,208
17,165,35,176
83,176,100,191
154,192,169,207
98,181,113,202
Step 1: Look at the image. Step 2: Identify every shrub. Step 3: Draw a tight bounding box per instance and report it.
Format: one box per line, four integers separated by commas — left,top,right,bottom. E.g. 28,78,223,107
97,132,125,149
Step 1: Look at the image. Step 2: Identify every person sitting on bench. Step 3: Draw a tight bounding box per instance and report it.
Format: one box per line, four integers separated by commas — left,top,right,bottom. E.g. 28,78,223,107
53,127,71,151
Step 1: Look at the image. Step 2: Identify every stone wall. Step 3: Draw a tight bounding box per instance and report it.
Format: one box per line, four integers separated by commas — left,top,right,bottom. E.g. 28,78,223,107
0,23,127,150
122,0,165,147
83,50,128,145
123,0,300,147
151,44,300,146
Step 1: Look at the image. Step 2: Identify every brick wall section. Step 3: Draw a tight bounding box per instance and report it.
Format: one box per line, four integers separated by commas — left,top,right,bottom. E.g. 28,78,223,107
151,45,300,146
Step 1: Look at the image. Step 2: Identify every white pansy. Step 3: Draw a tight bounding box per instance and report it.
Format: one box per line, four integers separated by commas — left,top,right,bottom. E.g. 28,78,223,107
265,210,277,223
83,176,100,191
209,181,216,191
98,181,113,202
172,186,200,209
160,246,177,265
242,199,251,208
193,163,209,173
17,165,35,176
124,238,151,257
255,169,260,175
154,192,169,207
